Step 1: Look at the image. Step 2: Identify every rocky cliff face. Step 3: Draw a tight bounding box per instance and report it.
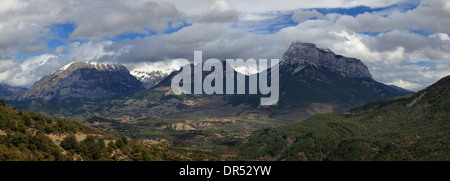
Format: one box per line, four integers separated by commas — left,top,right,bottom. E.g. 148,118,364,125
281,42,373,79
20,61,144,102
272,42,410,109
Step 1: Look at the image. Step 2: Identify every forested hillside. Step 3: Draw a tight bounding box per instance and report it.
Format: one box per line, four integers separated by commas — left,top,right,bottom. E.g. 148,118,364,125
0,99,216,161
235,76,450,161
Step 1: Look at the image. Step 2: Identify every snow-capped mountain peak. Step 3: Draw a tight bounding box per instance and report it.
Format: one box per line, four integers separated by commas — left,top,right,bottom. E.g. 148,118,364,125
58,61,127,73
129,61,186,89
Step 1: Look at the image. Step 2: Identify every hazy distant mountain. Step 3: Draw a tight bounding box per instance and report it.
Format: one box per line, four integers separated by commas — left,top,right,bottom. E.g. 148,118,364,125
0,82,27,100
20,61,144,102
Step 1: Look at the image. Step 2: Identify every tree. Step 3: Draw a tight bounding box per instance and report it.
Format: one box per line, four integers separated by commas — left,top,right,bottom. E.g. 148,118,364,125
108,140,116,149
90,144,102,160
97,138,106,150
22,115,32,126
60,135,79,151
121,136,128,145
107,141,116,152
115,138,124,149
45,116,53,124
0,99,6,107
52,145,63,161
0,113,7,129
131,144,152,161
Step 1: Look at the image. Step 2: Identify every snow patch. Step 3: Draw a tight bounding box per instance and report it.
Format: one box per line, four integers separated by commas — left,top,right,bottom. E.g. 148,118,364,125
60,62,74,71
59,61,122,72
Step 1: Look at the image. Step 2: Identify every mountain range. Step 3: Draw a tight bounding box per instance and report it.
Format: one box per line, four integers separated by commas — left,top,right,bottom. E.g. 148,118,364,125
9,42,409,120
2,42,413,150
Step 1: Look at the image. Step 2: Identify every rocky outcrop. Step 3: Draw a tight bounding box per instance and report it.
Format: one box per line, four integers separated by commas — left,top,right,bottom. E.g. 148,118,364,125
20,61,144,102
281,42,373,79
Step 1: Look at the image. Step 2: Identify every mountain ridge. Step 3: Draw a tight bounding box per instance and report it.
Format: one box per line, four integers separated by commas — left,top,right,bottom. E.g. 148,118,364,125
20,61,144,103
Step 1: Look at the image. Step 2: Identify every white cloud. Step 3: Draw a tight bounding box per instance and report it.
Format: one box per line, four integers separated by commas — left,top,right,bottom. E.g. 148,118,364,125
240,13,276,21
197,0,239,23
291,9,323,23
0,40,124,87
227,0,409,13
371,63,450,91
69,1,181,40
434,33,450,41
0,54,61,87
0,0,24,13
336,0,450,33
386,79,422,90
67,41,116,62
52,46,65,54
0,0,182,57
149,0,410,16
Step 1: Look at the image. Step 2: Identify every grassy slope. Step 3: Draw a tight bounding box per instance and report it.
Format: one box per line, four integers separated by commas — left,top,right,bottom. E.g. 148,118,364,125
235,76,450,161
